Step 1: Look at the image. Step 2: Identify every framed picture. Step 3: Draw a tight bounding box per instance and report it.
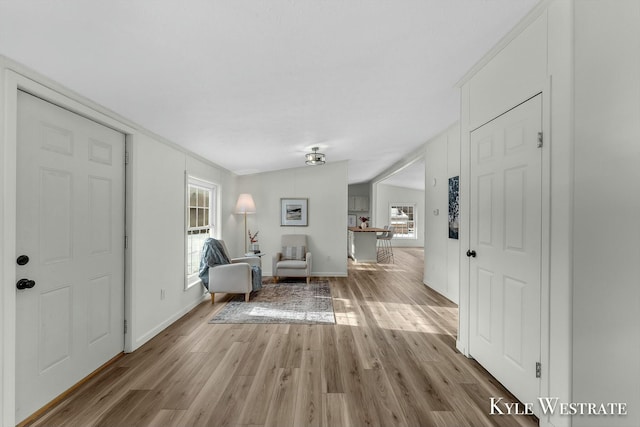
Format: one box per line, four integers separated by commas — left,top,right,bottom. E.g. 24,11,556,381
448,176,459,239
348,214,357,227
281,198,308,226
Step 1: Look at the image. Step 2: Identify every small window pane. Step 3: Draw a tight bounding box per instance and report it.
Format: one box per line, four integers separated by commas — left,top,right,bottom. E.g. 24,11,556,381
197,208,204,227
390,203,417,239
202,208,209,227
201,188,210,208
187,231,210,275
190,208,197,227
190,187,197,206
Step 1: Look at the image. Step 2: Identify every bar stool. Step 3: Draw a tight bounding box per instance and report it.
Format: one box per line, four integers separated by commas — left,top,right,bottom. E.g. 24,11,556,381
377,226,395,263
376,225,389,260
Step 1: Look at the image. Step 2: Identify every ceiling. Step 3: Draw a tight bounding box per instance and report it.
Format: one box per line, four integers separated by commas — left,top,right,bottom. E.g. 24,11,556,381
0,0,539,184
379,159,426,191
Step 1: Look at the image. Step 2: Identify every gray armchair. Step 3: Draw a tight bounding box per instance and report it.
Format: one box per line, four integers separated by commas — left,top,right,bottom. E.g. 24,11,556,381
208,240,261,303
272,234,312,284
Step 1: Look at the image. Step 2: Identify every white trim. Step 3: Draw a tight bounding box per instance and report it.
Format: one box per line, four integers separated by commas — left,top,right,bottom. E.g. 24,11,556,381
423,281,456,305
369,145,427,185
186,274,203,289
186,276,204,289
538,76,554,427
457,84,471,357
2,62,19,427
124,135,134,355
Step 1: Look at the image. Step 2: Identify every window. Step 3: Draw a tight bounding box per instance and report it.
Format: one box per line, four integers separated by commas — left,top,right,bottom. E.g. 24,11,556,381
390,204,417,239
186,176,217,288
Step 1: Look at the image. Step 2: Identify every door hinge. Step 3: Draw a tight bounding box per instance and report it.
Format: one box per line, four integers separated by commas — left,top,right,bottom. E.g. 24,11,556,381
125,151,130,164
537,132,543,148
125,236,128,249
124,319,128,334
536,362,542,378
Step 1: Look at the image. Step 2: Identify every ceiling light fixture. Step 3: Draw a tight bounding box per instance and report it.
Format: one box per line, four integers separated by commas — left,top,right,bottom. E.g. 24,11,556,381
305,147,326,166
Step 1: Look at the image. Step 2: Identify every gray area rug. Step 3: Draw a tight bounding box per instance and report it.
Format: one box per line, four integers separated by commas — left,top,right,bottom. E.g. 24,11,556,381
209,280,335,324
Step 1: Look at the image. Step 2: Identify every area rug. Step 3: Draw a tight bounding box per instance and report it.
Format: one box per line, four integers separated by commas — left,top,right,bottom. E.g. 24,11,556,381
209,280,335,324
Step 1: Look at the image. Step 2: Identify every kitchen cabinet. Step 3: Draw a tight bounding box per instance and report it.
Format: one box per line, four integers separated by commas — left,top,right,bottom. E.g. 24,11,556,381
348,196,369,212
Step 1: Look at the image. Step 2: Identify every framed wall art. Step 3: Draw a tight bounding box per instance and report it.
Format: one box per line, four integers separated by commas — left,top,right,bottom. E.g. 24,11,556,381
448,176,459,239
281,198,308,226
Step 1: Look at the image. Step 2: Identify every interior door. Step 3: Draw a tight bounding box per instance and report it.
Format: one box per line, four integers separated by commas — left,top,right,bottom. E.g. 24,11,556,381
15,91,125,422
468,94,542,407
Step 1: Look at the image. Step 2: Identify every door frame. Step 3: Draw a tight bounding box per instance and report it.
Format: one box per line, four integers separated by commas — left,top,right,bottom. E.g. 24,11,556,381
1,66,135,427
458,87,552,406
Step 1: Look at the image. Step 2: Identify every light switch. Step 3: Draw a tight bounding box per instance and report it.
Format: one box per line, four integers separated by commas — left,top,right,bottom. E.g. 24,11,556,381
433,209,439,215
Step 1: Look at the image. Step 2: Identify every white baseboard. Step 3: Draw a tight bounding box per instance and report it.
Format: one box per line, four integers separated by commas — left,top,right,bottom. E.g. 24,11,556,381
456,339,469,357
130,292,208,352
423,279,446,297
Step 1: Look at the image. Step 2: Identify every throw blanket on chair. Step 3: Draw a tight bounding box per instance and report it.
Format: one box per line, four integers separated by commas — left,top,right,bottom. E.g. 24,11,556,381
250,265,263,291
199,238,262,292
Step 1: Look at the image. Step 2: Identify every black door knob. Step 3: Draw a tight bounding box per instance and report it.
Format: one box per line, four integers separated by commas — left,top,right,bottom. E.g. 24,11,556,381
466,249,477,258
16,279,36,290
17,255,30,266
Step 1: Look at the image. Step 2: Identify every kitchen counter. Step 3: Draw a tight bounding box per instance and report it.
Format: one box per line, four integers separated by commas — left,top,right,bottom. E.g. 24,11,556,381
348,227,387,262
348,227,388,233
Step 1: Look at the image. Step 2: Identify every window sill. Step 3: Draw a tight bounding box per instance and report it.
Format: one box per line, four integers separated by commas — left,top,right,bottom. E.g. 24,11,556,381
185,275,202,291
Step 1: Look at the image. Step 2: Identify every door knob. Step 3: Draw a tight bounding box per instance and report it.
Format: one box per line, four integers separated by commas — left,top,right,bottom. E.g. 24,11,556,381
16,279,36,290
17,255,30,265
466,249,477,258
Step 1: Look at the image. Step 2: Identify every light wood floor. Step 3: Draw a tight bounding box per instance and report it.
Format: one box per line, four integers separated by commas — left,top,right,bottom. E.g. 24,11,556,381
29,248,537,427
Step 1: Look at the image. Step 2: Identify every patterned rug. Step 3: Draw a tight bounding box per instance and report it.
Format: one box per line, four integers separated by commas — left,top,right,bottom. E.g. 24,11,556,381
208,280,335,324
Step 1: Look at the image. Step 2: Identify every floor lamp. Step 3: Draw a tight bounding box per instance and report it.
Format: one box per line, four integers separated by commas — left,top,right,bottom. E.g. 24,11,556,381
235,193,256,253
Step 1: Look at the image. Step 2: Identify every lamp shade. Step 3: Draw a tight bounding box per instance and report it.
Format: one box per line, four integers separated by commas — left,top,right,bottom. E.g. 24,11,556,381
235,193,256,214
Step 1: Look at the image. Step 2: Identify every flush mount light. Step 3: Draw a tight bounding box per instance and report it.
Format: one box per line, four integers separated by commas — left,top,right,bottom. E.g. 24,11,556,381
305,147,326,166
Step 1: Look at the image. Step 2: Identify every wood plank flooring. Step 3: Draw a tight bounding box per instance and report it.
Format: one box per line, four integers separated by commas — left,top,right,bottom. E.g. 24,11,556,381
28,248,537,427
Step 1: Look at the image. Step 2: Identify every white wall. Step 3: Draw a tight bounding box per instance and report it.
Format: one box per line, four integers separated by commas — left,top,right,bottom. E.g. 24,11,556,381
424,124,460,303
374,183,425,248
126,135,238,351
237,161,348,277
467,13,547,130
572,1,640,426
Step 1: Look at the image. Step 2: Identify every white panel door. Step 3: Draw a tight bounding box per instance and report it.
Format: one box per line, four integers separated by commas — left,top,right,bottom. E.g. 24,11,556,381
15,91,125,423
468,94,542,408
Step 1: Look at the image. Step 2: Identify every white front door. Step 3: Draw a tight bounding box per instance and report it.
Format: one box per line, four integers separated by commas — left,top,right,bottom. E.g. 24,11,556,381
15,91,125,423
468,94,542,408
